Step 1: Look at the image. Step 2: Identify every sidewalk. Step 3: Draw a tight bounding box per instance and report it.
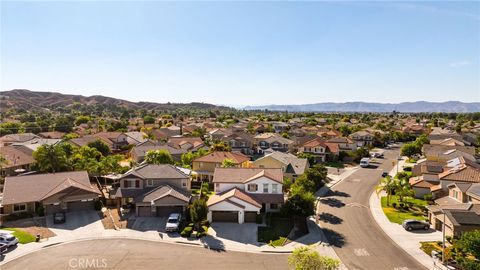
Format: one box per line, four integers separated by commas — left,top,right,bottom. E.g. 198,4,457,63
369,156,447,270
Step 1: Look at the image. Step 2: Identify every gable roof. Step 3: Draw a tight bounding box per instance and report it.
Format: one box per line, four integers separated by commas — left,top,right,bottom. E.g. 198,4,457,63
212,168,283,184
207,188,261,208
122,164,190,180
255,152,308,175
0,133,39,144
193,151,249,164
135,185,191,203
466,183,480,200
3,171,100,205
0,146,35,169
439,157,480,183
131,143,186,158
168,137,204,149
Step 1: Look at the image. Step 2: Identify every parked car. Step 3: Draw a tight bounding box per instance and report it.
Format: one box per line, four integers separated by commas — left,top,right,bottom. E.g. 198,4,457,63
381,172,389,178
165,213,182,232
0,243,8,254
0,233,19,247
360,158,370,168
402,219,430,231
53,212,66,224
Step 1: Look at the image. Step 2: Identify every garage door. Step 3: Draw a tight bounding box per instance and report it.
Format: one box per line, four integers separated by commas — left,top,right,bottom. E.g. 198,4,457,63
68,200,95,212
156,206,184,217
212,211,238,223
137,206,152,217
244,212,257,223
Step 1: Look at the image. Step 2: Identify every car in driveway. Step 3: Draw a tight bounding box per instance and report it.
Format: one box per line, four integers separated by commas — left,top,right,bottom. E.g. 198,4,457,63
165,213,182,232
0,233,19,247
402,219,430,231
53,212,66,224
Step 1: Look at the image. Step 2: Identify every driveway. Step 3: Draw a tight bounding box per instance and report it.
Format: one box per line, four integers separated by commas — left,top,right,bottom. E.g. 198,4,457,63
209,223,258,245
46,210,104,238
130,217,167,232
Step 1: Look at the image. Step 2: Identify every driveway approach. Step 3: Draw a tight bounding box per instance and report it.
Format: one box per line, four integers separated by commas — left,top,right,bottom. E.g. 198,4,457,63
2,238,288,270
317,149,427,270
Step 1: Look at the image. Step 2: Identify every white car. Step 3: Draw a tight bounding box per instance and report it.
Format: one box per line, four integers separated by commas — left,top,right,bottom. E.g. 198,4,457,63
165,213,182,232
0,233,19,247
360,157,370,168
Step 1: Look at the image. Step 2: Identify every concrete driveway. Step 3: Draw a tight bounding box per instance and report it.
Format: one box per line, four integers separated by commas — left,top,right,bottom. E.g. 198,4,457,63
46,210,104,238
209,223,258,245
130,217,167,232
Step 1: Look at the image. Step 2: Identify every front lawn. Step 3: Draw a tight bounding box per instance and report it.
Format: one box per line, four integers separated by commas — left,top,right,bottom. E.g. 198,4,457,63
1,227,37,244
257,217,293,246
381,196,428,224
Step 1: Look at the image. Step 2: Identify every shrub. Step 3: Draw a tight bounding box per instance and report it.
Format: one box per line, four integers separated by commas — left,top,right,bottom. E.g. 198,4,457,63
399,203,404,209
392,203,397,209
180,226,193,237
36,205,45,217
423,194,433,202
94,200,103,211
403,166,412,172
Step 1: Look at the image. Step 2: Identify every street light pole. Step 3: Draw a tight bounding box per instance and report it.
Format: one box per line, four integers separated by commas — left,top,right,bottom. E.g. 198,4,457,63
442,210,446,265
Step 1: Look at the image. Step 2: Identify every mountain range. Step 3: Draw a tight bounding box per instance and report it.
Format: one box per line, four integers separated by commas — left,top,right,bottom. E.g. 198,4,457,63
0,89,231,112
244,101,480,113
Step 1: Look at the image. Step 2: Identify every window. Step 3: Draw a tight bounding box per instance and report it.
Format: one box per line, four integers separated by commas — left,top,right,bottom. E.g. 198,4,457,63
270,203,278,210
135,180,140,188
182,181,187,187
263,183,269,193
247,184,258,192
13,203,27,213
272,184,278,193
147,179,153,187
124,180,130,188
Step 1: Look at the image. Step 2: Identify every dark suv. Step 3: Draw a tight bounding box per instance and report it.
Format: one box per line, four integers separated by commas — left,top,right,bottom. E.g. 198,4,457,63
402,219,430,231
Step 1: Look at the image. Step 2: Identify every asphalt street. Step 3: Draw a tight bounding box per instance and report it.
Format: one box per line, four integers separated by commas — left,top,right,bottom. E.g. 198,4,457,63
2,238,288,270
317,148,427,270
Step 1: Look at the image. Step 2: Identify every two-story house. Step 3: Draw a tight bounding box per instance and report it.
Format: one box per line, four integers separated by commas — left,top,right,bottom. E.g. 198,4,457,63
254,133,294,154
298,138,334,163
252,151,309,180
349,131,374,147
221,132,254,156
192,151,250,182
207,168,284,224
114,164,191,217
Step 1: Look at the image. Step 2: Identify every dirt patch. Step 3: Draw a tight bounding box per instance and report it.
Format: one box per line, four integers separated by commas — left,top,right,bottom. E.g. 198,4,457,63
99,208,128,230
3,217,56,239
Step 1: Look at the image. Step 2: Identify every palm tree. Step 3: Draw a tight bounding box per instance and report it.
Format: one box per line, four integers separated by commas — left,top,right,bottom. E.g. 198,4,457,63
376,176,398,206
396,179,415,204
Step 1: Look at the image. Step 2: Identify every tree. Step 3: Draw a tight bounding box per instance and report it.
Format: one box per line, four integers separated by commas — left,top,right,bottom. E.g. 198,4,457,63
354,147,370,162
33,144,70,173
401,143,421,158
210,142,231,152
54,116,74,133
376,176,397,206
189,199,207,231
291,176,317,194
281,191,315,217
221,158,236,168
298,152,315,165
456,230,480,259
304,165,328,190
143,115,155,124
288,246,340,270
87,139,111,156
145,150,174,165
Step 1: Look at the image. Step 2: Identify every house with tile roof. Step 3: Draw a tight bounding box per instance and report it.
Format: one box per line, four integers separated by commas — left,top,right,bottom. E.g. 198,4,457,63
252,151,309,180
298,138,339,163
0,146,35,176
114,164,191,217
207,168,284,224
192,151,250,182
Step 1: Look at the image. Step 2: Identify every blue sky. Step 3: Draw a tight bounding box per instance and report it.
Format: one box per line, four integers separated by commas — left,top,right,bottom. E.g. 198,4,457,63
1,1,479,106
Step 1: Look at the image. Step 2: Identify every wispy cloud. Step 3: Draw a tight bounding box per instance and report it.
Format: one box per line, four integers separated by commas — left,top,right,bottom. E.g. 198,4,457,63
449,61,471,68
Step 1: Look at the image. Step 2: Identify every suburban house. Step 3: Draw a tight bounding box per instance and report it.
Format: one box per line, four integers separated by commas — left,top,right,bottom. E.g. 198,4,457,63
349,131,374,147
1,171,101,216
12,138,62,155
38,131,65,139
192,151,250,182
402,124,429,136
271,122,289,133
207,168,284,223
114,164,191,217
252,151,309,180
220,132,254,156
326,137,357,152
254,133,294,153
123,131,148,145
0,133,39,147
168,137,205,152
422,144,476,162
0,146,35,176
130,140,187,163
298,138,337,163
427,183,480,237
430,138,466,147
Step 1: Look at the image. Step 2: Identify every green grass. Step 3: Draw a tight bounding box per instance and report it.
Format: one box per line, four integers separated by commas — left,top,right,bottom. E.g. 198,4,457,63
257,217,293,246
381,196,428,224
1,227,36,244
324,162,345,168
190,189,215,196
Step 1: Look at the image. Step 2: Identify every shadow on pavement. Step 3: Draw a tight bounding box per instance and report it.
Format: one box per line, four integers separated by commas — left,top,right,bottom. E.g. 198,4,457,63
326,190,351,198
200,236,226,252
318,213,343,225
319,198,346,208
322,228,346,248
